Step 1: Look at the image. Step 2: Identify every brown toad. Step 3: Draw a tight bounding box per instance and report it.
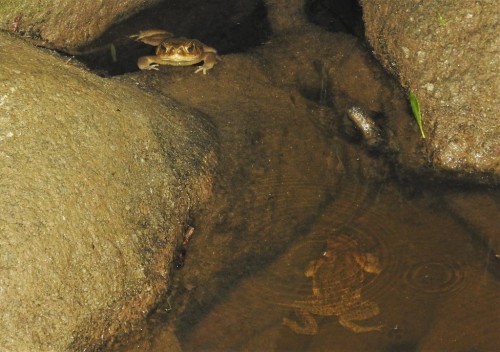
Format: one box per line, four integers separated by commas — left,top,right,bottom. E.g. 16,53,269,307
282,235,383,335
130,29,219,74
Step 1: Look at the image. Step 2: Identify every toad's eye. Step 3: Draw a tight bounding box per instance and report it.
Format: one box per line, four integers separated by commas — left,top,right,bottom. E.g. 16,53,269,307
185,43,195,53
160,44,172,53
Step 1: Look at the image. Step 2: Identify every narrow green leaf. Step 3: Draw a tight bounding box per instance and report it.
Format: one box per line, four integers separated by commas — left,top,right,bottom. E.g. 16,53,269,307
110,43,117,62
409,91,425,138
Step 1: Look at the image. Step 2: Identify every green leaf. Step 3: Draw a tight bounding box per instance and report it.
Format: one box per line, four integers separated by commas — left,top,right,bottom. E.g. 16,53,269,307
409,91,425,138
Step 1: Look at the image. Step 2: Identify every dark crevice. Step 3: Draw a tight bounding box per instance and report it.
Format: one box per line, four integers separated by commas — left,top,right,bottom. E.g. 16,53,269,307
306,0,364,37
71,0,363,76
74,0,272,76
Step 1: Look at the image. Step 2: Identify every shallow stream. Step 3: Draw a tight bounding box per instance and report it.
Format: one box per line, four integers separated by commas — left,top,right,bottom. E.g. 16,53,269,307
117,77,499,350
114,30,499,351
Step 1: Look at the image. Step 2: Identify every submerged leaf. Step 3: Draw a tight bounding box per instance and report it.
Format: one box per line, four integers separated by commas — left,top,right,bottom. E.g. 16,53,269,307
110,43,117,63
410,91,425,138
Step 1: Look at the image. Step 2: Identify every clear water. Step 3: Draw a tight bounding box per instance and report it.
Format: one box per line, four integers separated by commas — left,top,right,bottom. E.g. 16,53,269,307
116,49,499,352
117,126,499,351
173,185,498,351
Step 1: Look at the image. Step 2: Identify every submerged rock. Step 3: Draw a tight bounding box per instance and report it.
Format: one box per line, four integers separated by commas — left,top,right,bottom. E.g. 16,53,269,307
346,106,385,151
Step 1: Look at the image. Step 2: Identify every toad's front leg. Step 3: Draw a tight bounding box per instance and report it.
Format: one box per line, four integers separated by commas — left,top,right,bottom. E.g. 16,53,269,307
137,55,162,70
194,52,219,74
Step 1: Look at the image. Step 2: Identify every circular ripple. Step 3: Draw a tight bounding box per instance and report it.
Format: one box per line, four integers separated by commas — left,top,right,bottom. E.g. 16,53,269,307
402,261,466,294
237,181,403,308
238,162,373,245
340,225,398,302
249,226,391,305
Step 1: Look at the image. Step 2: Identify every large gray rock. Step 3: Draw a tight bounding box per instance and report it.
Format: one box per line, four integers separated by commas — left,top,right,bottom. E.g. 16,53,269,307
0,0,160,49
0,32,216,351
361,0,499,182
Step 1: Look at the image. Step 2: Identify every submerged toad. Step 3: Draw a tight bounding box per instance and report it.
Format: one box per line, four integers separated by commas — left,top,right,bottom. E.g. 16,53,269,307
130,29,219,74
282,235,383,335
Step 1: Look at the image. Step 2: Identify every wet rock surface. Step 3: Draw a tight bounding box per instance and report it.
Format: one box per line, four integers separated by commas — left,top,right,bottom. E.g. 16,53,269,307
361,0,499,183
0,32,217,351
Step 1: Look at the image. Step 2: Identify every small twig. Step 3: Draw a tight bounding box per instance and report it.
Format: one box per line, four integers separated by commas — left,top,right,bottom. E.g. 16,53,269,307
182,225,195,247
